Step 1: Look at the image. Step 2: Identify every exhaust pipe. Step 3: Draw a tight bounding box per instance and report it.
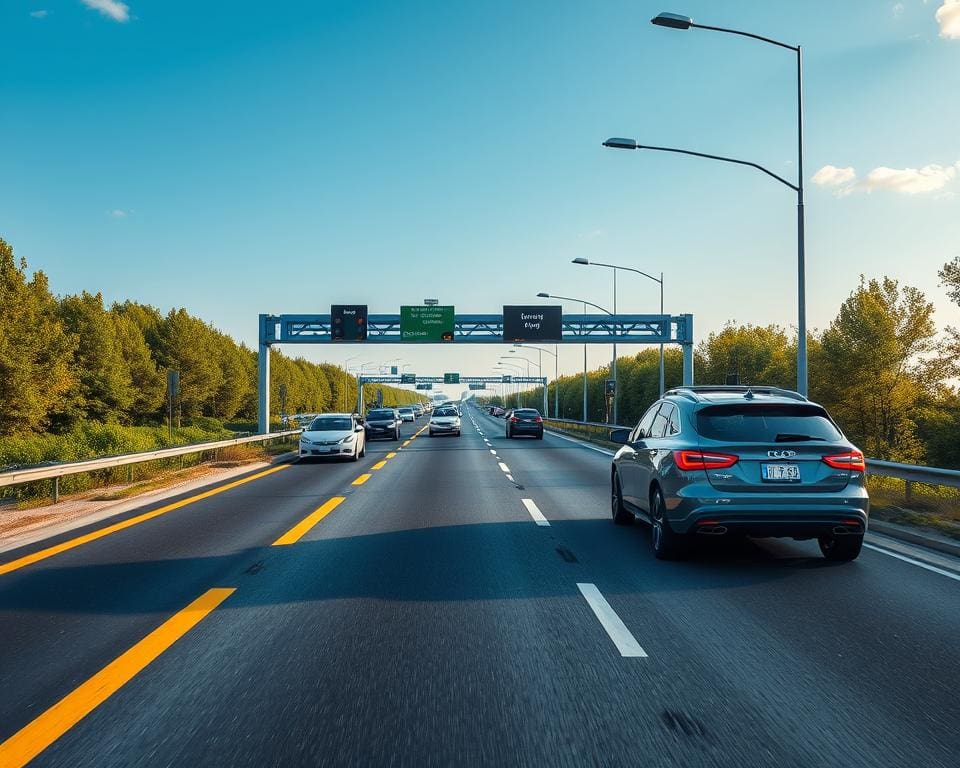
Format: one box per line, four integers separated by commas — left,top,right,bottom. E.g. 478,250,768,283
696,525,728,536
832,525,860,535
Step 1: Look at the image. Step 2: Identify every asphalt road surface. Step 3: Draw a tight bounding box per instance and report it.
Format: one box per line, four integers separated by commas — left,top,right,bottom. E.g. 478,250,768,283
1,404,959,767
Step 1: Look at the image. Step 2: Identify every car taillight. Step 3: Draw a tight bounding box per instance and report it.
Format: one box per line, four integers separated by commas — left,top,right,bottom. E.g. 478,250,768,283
822,451,865,471
673,450,739,471
533,416,542,423
510,416,519,422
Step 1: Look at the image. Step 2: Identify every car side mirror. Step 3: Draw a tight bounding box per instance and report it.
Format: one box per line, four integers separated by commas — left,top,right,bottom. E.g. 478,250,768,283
609,428,631,445
355,425,364,432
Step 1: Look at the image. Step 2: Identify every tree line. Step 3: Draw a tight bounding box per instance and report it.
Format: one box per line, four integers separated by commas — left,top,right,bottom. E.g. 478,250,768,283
487,265,960,468
0,237,414,442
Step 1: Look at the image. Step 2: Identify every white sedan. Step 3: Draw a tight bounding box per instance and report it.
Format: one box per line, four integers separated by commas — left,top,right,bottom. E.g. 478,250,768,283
429,407,461,437
298,413,366,461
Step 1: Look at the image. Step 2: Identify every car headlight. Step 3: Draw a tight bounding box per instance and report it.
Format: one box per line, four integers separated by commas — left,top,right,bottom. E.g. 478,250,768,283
339,434,356,444
300,437,314,445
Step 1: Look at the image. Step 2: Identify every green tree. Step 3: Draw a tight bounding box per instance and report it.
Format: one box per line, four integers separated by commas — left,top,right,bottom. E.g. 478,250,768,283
155,309,224,419
112,311,166,420
818,277,938,461
56,292,134,426
0,239,76,435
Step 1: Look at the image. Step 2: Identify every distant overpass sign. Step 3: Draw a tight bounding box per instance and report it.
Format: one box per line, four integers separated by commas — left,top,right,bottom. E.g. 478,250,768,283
401,372,416,384
502,305,562,342
416,383,433,390
401,305,455,342
444,372,460,384
469,383,486,390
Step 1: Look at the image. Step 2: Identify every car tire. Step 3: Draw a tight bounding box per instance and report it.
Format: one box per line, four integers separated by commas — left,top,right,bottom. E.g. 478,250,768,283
536,430,543,440
818,533,863,562
611,473,633,526
650,488,687,560
359,442,366,458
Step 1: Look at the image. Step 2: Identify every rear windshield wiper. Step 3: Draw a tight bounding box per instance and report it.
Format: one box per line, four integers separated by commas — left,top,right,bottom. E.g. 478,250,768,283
775,433,827,442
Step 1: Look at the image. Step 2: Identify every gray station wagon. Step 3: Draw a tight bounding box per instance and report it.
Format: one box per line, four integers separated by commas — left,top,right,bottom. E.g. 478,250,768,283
610,386,869,561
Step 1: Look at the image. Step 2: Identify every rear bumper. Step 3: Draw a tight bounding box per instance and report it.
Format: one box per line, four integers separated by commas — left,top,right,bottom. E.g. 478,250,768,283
668,488,870,538
509,424,543,435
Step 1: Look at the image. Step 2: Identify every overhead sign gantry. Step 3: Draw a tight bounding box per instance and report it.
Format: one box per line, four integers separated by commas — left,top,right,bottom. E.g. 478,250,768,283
257,306,694,433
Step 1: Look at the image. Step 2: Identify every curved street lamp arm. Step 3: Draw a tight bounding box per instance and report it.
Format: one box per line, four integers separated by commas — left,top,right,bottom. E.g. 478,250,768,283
638,144,799,192
690,22,798,52
587,262,662,285
545,294,614,316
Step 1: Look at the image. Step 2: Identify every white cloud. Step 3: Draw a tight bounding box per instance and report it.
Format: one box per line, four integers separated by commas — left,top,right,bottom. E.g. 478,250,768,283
81,0,130,23
811,165,856,188
30,9,48,18
937,1,960,38
859,163,959,194
109,209,129,218
893,2,905,18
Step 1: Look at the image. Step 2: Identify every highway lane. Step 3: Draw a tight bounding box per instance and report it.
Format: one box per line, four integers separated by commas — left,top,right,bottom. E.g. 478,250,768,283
0,407,958,766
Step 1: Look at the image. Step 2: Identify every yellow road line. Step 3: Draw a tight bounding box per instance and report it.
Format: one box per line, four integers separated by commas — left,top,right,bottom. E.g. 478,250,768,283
0,587,235,768
402,440,411,447
272,497,345,546
351,474,372,486
371,460,387,470
0,465,289,577
386,452,397,459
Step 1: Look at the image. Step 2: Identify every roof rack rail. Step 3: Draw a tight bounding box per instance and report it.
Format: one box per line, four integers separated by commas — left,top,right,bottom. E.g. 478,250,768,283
664,385,808,402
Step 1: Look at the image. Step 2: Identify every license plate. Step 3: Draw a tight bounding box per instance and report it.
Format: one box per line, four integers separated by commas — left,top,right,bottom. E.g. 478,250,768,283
762,463,800,482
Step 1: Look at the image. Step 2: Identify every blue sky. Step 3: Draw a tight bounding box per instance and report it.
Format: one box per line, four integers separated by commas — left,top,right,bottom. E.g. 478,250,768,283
2,0,959,382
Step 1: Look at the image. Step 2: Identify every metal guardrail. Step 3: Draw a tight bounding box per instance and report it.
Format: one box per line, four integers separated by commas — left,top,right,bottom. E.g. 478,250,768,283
0,431,302,497
539,417,960,489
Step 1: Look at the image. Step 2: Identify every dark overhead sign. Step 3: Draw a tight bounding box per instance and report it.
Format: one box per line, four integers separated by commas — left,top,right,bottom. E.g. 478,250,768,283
502,305,562,342
401,373,416,384
468,383,487,390
415,383,433,390
331,305,367,341
443,372,460,384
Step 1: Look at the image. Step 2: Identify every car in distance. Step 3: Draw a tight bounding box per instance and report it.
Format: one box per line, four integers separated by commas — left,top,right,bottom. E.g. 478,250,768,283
411,403,424,418
365,408,401,441
506,408,544,439
609,386,869,562
397,406,415,423
299,413,366,461
429,406,461,437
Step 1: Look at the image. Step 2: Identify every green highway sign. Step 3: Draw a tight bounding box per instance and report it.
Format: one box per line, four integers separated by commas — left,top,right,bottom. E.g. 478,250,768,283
468,383,486,390
416,383,433,390
401,373,416,384
443,372,460,384
400,305,455,342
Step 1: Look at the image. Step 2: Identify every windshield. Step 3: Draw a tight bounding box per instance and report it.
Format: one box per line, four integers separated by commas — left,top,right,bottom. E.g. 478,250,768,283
307,417,353,432
696,404,843,443
398,407,413,413
434,408,458,417
366,410,394,420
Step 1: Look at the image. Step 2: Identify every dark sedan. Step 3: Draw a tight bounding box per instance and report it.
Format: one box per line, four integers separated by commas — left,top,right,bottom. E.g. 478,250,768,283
364,408,401,441
506,408,544,439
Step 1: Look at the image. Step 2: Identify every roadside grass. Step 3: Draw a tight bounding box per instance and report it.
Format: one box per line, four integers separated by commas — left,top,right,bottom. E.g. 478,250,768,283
866,476,960,541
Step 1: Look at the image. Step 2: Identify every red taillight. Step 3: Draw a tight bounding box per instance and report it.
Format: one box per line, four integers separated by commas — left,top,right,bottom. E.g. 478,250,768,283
510,416,519,422
673,450,739,471
533,416,543,423
822,451,865,471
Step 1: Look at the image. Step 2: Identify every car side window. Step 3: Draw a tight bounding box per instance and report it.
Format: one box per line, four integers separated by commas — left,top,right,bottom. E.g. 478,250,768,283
632,403,661,442
649,404,672,439
667,406,682,436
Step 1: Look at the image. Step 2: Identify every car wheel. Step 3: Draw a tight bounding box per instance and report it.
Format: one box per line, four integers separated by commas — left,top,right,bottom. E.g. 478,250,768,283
611,473,632,526
536,430,544,440
818,533,863,562
650,488,686,560
359,441,366,458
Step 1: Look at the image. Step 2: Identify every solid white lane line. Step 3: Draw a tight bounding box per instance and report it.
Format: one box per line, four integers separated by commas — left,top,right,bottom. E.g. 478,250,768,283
521,498,549,527
576,583,648,658
498,462,510,473
489,449,497,455
546,430,616,456
506,474,514,482
863,543,960,583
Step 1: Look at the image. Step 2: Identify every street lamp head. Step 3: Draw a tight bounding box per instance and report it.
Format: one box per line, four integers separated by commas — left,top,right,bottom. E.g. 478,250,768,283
602,137,638,150
536,292,550,298
651,12,693,29
571,257,589,265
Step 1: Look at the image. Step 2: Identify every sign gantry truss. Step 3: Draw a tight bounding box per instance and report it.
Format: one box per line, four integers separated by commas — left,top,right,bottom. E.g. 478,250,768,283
261,313,692,345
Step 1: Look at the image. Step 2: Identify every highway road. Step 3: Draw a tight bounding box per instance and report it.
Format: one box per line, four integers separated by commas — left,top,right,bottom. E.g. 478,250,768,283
1,404,959,767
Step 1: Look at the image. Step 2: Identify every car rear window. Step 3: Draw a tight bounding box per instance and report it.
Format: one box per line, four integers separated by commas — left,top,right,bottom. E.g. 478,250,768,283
696,404,843,443
514,409,540,418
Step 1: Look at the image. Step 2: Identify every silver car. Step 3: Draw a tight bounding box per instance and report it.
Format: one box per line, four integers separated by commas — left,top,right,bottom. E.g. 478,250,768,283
610,386,869,561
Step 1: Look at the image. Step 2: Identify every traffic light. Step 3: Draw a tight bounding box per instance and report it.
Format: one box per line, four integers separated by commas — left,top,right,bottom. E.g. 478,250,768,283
604,379,616,396
331,305,368,341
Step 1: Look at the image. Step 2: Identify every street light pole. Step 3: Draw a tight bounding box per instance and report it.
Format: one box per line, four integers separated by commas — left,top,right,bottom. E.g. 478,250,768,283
628,11,806,395
515,344,558,417
573,258,666,396
538,291,615,423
